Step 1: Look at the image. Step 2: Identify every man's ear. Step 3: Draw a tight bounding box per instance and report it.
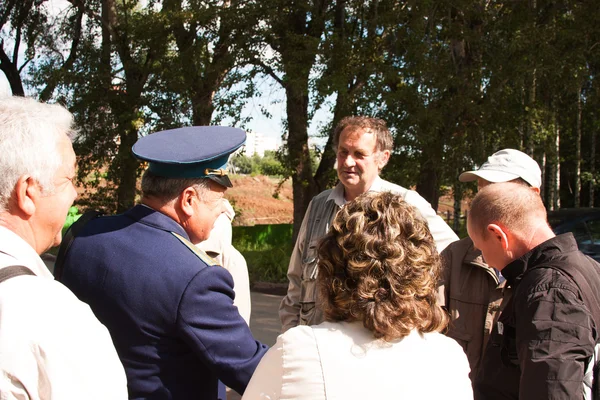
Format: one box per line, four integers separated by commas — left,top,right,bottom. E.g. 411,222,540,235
14,175,38,217
178,186,197,218
487,223,509,250
378,150,391,169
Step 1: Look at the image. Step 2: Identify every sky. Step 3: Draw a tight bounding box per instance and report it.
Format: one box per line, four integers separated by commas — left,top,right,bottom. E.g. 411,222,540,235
223,76,332,147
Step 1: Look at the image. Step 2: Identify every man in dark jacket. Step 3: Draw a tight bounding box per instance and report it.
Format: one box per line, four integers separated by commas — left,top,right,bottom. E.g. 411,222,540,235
468,182,600,399
439,149,542,381
60,127,268,400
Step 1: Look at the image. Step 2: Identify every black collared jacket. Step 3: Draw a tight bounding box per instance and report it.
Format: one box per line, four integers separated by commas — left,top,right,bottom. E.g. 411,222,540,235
474,233,600,400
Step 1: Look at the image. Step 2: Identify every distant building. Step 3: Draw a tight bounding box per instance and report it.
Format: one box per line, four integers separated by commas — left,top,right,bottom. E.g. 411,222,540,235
244,131,279,157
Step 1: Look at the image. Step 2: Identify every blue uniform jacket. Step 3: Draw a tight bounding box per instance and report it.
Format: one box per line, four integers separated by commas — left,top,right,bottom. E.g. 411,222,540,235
61,205,268,399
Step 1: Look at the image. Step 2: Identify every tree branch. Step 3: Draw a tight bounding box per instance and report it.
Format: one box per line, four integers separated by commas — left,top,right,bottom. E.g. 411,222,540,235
250,57,284,87
40,1,85,101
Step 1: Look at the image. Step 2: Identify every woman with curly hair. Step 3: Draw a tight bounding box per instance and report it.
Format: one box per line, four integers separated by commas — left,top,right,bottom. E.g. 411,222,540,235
243,191,472,399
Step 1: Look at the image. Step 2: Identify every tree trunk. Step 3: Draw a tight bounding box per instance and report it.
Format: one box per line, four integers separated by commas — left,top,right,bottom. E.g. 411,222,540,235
525,69,536,156
39,1,85,102
575,84,582,207
286,83,316,241
590,127,596,207
523,0,537,155
115,117,140,213
100,0,112,88
416,158,439,211
453,181,462,233
551,112,561,210
191,90,215,126
314,87,352,192
0,48,24,96
541,151,546,205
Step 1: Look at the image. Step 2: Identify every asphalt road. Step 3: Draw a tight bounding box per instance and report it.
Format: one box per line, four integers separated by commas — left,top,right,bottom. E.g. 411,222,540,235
228,291,284,400
248,291,284,346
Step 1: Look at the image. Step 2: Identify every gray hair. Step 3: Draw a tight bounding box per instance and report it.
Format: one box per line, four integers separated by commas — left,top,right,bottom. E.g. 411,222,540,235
0,96,75,212
141,170,211,201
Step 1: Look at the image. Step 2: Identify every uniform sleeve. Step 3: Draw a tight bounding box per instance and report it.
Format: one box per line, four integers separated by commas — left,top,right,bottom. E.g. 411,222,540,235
515,270,595,399
279,201,312,333
404,191,458,253
176,265,268,395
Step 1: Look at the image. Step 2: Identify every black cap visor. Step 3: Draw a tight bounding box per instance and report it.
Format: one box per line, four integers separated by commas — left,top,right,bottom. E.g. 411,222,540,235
208,174,233,188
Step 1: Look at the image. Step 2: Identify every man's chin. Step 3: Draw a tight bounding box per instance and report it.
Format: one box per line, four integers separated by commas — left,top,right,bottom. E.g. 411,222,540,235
50,232,63,250
339,176,359,187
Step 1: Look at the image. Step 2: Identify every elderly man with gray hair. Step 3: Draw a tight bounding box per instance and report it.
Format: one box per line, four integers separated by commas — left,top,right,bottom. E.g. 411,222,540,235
0,96,127,399
468,182,600,399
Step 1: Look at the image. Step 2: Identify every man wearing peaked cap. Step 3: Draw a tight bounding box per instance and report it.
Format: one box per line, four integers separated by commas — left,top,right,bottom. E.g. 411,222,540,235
437,148,542,385
60,126,268,400
458,148,542,188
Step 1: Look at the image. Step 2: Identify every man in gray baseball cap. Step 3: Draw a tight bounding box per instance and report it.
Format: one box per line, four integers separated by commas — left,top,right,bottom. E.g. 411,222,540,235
437,148,542,383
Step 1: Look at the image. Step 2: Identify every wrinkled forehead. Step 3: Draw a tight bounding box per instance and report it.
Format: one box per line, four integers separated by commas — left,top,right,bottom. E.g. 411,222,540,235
338,127,377,147
58,134,77,170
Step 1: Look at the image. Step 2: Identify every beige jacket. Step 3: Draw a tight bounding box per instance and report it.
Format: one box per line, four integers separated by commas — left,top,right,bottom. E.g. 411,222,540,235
279,177,459,332
438,236,511,381
0,226,127,400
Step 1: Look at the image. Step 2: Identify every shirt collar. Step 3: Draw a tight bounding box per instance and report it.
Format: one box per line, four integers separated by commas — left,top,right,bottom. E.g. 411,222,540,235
326,176,384,207
502,233,577,286
0,225,54,278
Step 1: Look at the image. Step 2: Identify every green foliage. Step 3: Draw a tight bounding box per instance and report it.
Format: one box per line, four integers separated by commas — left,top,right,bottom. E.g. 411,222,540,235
5,0,600,220
230,151,286,177
233,224,293,283
261,151,287,177
62,206,82,236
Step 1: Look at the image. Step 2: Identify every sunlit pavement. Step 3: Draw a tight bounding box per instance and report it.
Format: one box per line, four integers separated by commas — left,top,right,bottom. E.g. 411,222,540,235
227,291,284,400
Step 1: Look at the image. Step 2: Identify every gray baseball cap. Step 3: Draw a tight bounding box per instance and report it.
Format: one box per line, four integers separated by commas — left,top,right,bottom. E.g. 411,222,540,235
459,149,542,188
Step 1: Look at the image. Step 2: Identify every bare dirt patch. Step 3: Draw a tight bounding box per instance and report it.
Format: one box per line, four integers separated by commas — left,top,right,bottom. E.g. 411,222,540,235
74,173,468,227
227,175,294,226
227,175,469,227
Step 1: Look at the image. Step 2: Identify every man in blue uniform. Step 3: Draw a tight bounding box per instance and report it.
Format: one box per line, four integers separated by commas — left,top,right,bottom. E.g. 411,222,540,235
60,126,268,399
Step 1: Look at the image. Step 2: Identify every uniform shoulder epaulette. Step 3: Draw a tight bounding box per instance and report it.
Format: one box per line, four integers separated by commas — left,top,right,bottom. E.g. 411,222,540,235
171,232,219,267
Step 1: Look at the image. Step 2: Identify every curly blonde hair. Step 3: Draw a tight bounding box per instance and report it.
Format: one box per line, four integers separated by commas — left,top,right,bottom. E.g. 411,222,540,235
317,191,448,341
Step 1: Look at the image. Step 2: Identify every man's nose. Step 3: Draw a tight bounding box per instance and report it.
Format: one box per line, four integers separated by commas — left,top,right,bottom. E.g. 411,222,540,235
343,155,356,167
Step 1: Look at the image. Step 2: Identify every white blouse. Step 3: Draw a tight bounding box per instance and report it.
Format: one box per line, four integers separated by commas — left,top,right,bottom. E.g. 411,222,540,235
243,321,473,400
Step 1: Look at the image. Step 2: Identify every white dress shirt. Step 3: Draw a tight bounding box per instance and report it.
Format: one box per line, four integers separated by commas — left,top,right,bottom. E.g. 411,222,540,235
0,226,127,400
